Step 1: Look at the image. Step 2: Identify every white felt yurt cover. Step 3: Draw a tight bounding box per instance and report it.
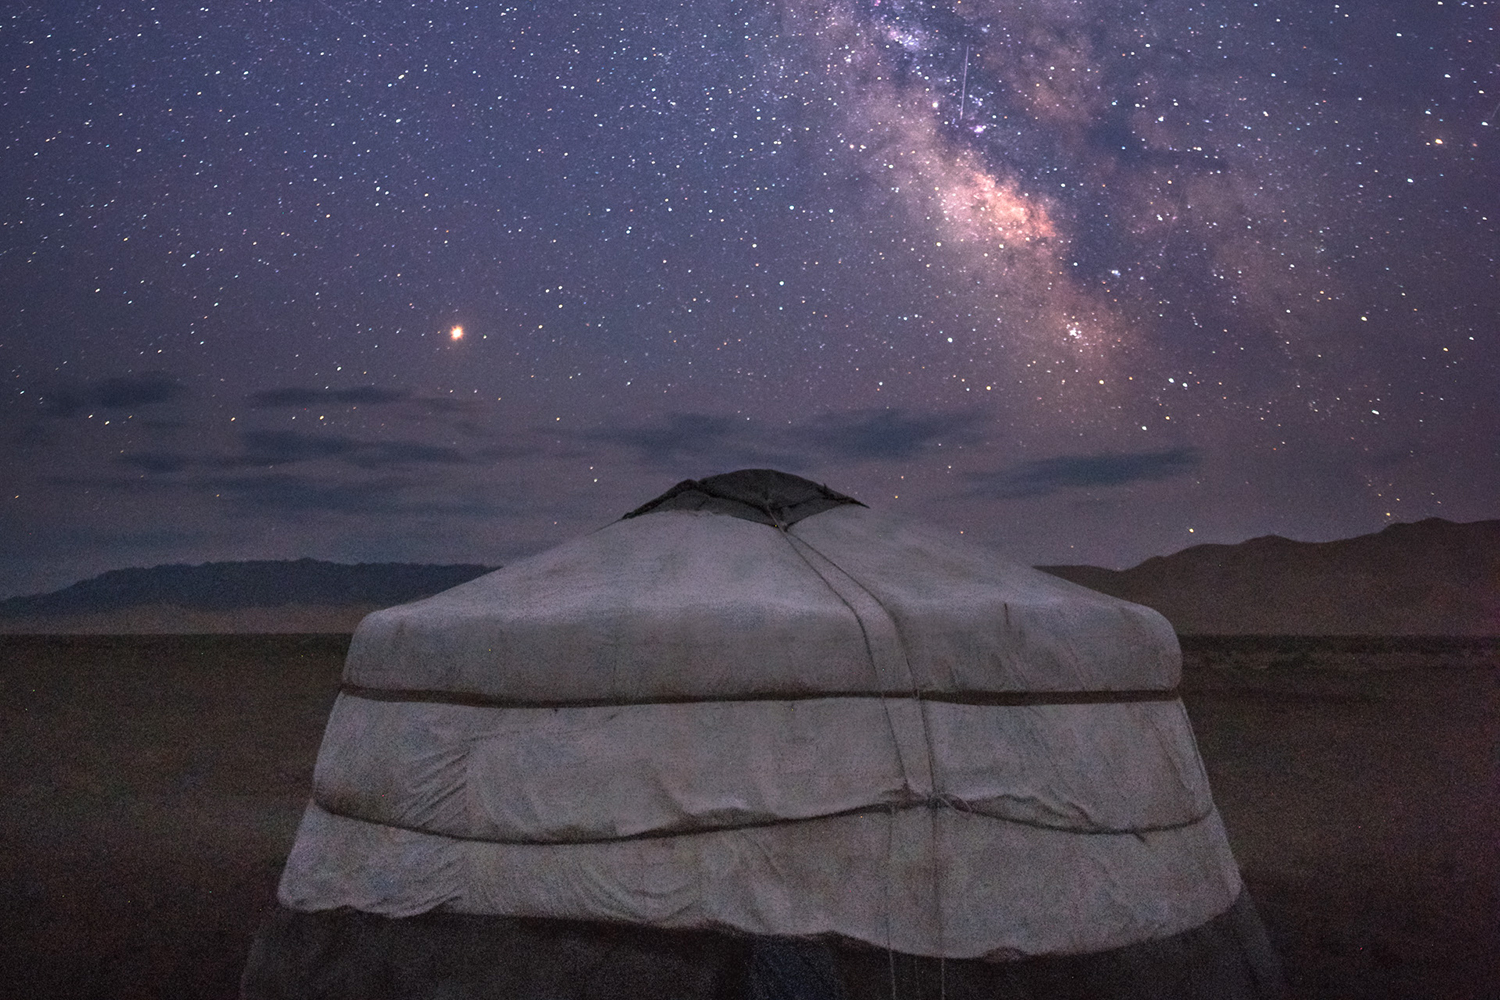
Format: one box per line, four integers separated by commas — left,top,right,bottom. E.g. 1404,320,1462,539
277,470,1245,960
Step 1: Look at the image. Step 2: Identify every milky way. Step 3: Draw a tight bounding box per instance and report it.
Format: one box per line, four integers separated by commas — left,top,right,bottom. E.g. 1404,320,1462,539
2,0,1495,595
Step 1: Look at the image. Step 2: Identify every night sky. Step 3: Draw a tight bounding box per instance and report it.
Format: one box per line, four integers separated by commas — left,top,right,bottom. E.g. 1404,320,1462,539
3,0,1496,599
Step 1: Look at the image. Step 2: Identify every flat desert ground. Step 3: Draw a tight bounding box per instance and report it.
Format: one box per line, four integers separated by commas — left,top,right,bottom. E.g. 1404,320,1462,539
1,633,1495,999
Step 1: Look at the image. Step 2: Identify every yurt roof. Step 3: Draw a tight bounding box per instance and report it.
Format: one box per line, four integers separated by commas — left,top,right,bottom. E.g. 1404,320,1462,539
343,469,1180,702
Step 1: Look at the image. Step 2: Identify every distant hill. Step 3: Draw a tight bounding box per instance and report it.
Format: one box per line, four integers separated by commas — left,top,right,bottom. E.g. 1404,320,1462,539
6,518,1496,636
1039,517,1500,636
0,559,497,634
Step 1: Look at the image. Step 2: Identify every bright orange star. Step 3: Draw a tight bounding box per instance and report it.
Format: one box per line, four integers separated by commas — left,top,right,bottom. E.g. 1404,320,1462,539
449,325,464,341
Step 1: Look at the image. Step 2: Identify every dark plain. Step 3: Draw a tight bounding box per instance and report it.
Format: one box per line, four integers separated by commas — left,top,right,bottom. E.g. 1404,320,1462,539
1,634,1495,999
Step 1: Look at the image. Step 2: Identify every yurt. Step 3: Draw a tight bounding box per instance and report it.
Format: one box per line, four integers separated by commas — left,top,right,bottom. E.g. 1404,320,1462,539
243,469,1282,999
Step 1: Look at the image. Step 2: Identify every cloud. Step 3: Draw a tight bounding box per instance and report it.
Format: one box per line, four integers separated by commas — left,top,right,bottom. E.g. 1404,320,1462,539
233,429,471,468
798,409,985,460
118,429,470,474
211,473,411,515
92,373,188,408
208,472,498,518
237,429,359,465
39,372,187,416
247,385,409,408
580,408,984,470
583,412,803,470
359,440,470,466
974,447,1202,498
119,452,195,474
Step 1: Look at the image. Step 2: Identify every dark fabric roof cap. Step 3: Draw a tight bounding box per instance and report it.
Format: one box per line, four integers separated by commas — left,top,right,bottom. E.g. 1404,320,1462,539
622,468,865,528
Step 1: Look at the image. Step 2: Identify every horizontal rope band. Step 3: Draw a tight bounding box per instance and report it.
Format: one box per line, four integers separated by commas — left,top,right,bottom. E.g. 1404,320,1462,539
339,683,1181,710
312,792,1215,846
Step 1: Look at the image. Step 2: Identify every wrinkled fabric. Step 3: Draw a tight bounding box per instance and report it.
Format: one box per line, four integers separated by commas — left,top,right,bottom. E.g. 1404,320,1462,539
244,890,1284,1000
279,801,1243,959
342,507,1180,700
312,695,1213,842
276,499,1247,963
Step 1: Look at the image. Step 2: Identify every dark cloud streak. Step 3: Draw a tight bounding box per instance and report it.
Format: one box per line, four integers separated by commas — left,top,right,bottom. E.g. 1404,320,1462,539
38,373,188,417
206,473,493,518
579,409,985,470
248,386,410,409
798,409,986,460
974,448,1203,499
117,429,470,476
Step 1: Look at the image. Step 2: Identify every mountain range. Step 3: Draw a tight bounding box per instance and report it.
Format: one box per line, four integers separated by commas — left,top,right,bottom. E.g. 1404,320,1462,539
0,559,496,634
1039,517,1499,636
2,517,1495,635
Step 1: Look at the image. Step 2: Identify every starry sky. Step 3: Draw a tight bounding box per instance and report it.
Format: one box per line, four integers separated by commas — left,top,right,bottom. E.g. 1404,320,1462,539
2,0,1496,598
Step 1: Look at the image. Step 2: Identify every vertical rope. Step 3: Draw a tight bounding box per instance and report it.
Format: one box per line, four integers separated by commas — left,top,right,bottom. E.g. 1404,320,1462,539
885,804,898,1000
785,531,949,996
777,533,917,796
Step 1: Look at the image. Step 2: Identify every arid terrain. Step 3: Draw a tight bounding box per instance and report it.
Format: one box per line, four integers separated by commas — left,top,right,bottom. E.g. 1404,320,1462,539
1,633,1495,999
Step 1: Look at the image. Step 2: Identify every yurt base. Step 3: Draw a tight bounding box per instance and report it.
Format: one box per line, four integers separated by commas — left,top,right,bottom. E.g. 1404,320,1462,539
242,890,1283,1000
